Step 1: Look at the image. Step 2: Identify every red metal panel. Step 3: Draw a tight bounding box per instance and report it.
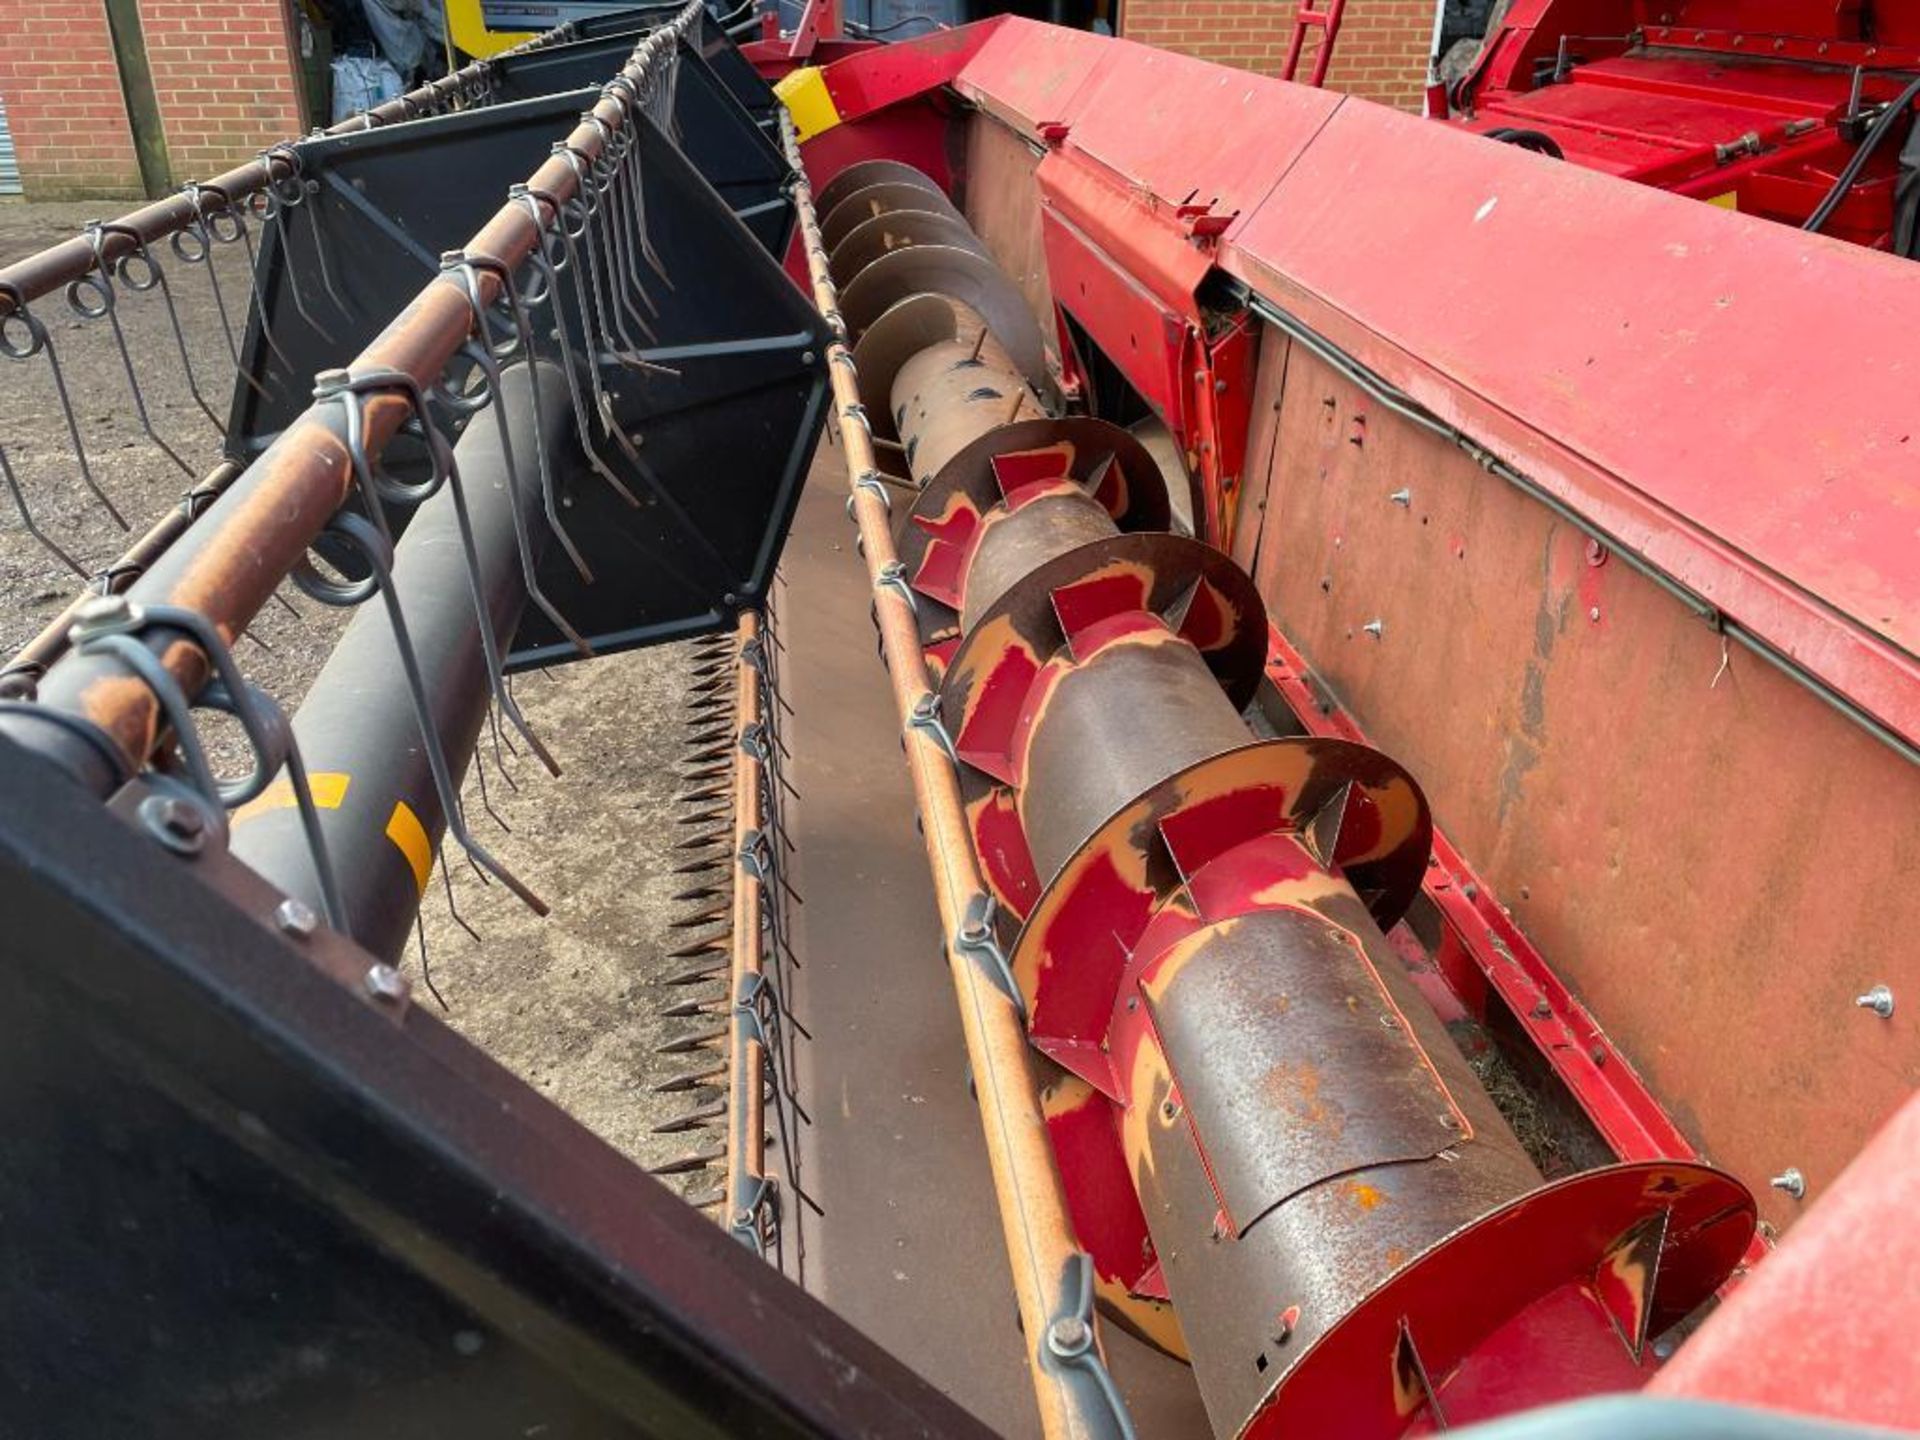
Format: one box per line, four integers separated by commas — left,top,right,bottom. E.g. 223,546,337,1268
1054,40,1341,238
821,19,1005,119
949,16,1115,133
1224,98,1920,744
1652,1089,1920,1427
1242,332,1920,1235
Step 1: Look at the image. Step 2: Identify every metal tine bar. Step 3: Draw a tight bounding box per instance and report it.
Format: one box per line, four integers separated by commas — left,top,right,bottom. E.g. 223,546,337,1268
0,283,129,531
0,443,89,581
170,185,278,405
438,839,483,944
507,186,643,509
570,143,657,359
254,160,340,346
95,222,224,437
314,386,547,918
442,257,594,656
458,251,596,584
271,142,356,322
351,361,560,776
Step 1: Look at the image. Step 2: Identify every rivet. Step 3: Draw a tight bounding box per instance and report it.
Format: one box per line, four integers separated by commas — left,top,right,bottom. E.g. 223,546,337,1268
1362,619,1384,639
1388,488,1412,507
1769,1168,1806,1200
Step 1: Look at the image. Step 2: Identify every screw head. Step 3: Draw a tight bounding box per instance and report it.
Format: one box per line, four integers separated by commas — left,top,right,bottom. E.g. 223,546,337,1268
139,794,206,856
275,897,318,938
1855,984,1895,1018
1588,606,1602,623
1046,1316,1090,1356
1388,487,1413,507
1362,619,1385,639
1769,1167,1806,1200
364,963,411,1004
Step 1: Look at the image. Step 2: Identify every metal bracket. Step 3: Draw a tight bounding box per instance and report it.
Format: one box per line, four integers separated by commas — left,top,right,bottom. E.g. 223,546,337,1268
876,560,918,614
1038,1252,1138,1440
954,890,1024,1022
907,690,958,764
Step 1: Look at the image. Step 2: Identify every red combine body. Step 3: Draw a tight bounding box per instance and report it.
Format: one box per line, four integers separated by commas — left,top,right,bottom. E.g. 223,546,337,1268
1449,0,1920,252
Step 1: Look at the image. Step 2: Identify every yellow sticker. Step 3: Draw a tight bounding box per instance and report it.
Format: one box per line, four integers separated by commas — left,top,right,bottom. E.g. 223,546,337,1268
232,771,349,824
384,800,433,896
1707,191,1739,210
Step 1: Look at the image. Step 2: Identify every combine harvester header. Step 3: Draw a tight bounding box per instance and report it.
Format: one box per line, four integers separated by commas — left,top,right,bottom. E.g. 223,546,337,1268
0,2,1912,1437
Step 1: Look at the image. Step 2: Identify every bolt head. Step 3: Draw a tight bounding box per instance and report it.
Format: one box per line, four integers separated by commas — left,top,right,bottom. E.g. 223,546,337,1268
69,593,132,640
1046,1316,1090,1355
1769,1167,1806,1200
275,897,319,938
139,794,206,856
1856,984,1895,1018
364,963,411,1004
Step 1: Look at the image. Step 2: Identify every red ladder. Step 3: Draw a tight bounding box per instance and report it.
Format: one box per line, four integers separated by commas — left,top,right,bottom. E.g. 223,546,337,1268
1279,0,1347,87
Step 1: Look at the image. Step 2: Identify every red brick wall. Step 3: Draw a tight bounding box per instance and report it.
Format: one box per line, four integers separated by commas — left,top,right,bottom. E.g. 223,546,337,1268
1122,0,1434,111
141,0,304,179
0,0,145,200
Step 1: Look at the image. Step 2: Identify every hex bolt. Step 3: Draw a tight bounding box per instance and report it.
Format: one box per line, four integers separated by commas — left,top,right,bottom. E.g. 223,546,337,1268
1855,984,1895,1018
1046,1316,1090,1356
275,897,318,938
364,963,412,1004
68,593,133,641
1531,998,1552,1019
1388,488,1412,507
1769,1167,1806,1200
138,794,206,857
1362,619,1384,639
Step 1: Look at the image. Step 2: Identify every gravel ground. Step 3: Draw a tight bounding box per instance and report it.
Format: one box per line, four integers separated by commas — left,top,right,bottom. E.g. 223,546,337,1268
0,200,715,1178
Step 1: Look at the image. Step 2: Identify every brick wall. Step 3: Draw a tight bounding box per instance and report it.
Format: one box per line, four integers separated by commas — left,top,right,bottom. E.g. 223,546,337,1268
0,0,145,200
141,0,304,179
1122,0,1434,111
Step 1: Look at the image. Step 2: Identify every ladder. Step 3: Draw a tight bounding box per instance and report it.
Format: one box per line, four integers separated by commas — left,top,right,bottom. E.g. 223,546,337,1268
1279,0,1348,87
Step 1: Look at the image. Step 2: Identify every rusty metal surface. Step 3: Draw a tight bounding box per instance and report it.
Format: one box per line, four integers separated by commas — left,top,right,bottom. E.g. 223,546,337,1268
959,486,1118,631
960,114,1055,340
2,12,699,792
829,209,988,289
820,181,965,254
1244,332,1920,1233
814,157,952,218
852,293,979,455
891,329,1044,487
785,115,1205,1440
839,244,1054,399
1146,908,1466,1232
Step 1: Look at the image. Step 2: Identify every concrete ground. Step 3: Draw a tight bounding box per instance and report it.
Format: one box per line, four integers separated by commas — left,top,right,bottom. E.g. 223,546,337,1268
0,201,710,1179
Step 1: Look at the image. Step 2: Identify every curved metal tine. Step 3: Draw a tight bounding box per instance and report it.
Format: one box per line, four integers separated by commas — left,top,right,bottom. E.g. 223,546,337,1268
509,187,641,509
460,251,595,584
582,120,660,343
536,166,650,459
325,507,548,917
0,285,129,531
598,80,671,314
97,222,224,436
71,222,194,478
620,119,676,296
437,838,482,943
441,257,592,657
257,151,339,346
172,187,273,403
204,183,297,382
470,743,511,831
413,913,451,1010
608,130,668,319
351,362,559,775
0,442,89,580
556,147,659,379
295,166,355,321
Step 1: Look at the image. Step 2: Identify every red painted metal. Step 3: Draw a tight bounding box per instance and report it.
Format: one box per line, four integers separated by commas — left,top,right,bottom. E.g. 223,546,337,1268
1449,1,1920,248
1279,0,1347,88
1651,1088,1920,1429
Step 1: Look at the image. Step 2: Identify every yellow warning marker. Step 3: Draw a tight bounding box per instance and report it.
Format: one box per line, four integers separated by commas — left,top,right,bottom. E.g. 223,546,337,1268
385,801,433,896
775,69,842,142
232,772,350,825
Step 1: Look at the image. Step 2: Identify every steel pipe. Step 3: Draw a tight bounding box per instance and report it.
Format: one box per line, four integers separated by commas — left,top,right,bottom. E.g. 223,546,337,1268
0,3,702,794
228,362,564,961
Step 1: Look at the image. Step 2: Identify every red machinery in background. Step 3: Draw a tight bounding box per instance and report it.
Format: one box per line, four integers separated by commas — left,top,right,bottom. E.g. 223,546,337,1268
1448,0,1920,253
